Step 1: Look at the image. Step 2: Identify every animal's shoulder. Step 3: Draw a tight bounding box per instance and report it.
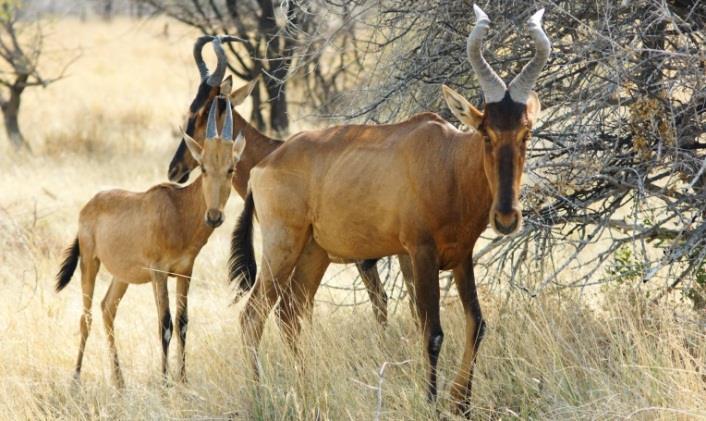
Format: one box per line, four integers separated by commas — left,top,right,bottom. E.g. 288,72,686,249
140,183,187,213
84,188,132,207
144,182,181,198
407,112,447,125
408,112,455,132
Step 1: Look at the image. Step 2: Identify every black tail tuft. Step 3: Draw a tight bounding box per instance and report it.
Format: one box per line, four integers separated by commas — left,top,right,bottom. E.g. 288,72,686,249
56,238,80,292
229,192,257,300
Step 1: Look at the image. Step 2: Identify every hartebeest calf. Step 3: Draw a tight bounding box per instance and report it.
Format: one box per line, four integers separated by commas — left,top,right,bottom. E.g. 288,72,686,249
168,35,415,327
56,82,245,386
230,5,550,415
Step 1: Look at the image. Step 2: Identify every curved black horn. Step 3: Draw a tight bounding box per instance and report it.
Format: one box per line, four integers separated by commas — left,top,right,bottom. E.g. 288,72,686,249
206,96,219,139
219,35,246,43
206,36,227,87
193,35,215,82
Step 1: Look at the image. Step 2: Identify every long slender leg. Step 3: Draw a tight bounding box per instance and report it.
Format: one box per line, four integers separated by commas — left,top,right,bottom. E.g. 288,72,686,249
409,245,442,402
241,271,280,378
355,260,388,327
450,255,485,416
240,223,309,377
397,254,417,323
101,278,129,388
175,273,191,383
276,239,330,354
74,257,100,380
151,272,171,384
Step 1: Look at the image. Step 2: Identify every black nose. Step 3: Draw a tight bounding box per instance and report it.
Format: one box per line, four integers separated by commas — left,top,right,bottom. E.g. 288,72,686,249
205,210,224,228
494,215,518,235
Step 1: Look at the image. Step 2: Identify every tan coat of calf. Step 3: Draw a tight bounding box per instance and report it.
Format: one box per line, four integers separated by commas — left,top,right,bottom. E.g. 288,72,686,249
78,183,212,284
57,91,245,387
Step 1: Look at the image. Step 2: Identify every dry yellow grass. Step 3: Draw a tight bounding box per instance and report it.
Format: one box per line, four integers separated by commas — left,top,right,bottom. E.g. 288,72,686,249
0,17,704,420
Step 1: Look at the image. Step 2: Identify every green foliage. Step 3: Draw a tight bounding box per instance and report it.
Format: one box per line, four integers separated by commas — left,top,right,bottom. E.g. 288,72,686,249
605,246,646,284
0,0,20,22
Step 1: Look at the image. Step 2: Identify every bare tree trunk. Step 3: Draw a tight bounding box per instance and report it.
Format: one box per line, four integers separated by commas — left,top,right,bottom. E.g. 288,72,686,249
258,0,291,135
0,3,74,153
639,18,666,95
265,73,288,135
103,0,113,21
1,75,31,151
249,80,266,132
132,0,147,18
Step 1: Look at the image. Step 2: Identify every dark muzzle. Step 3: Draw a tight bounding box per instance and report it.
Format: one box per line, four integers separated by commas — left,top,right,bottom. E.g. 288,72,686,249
205,209,224,228
493,209,520,235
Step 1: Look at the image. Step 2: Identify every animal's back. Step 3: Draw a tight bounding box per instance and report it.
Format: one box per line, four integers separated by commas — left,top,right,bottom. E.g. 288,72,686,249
254,112,454,181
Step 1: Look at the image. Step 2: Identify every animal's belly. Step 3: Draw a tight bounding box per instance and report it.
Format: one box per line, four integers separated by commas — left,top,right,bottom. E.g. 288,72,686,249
310,181,407,259
95,232,194,283
99,254,194,284
311,219,404,261
327,255,357,264
99,256,153,284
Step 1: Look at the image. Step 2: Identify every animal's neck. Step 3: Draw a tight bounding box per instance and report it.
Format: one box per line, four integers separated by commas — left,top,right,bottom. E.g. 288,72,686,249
175,176,213,248
457,131,493,219
232,111,283,196
233,111,282,162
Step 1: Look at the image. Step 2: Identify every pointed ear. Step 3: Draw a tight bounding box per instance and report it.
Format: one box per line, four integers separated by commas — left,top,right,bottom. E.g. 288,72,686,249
442,85,484,129
525,91,542,126
232,131,246,161
230,79,257,106
181,129,203,164
220,75,233,96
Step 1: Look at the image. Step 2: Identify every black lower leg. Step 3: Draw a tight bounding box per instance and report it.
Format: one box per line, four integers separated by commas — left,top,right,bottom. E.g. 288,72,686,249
356,260,388,326
161,311,173,375
177,310,188,345
410,246,442,403
177,310,188,369
475,316,486,349
427,328,444,401
464,315,486,398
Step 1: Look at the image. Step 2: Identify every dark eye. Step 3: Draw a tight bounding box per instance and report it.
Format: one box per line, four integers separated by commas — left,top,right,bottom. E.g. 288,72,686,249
227,167,234,175
484,136,492,147
201,166,207,175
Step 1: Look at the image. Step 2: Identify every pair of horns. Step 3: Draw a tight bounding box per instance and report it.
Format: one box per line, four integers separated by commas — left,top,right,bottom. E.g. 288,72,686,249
467,4,551,104
193,35,243,88
205,96,234,141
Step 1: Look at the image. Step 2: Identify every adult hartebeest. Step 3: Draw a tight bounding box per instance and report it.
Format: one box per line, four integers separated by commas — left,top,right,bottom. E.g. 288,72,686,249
56,73,246,386
168,35,415,326
230,5,550,415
